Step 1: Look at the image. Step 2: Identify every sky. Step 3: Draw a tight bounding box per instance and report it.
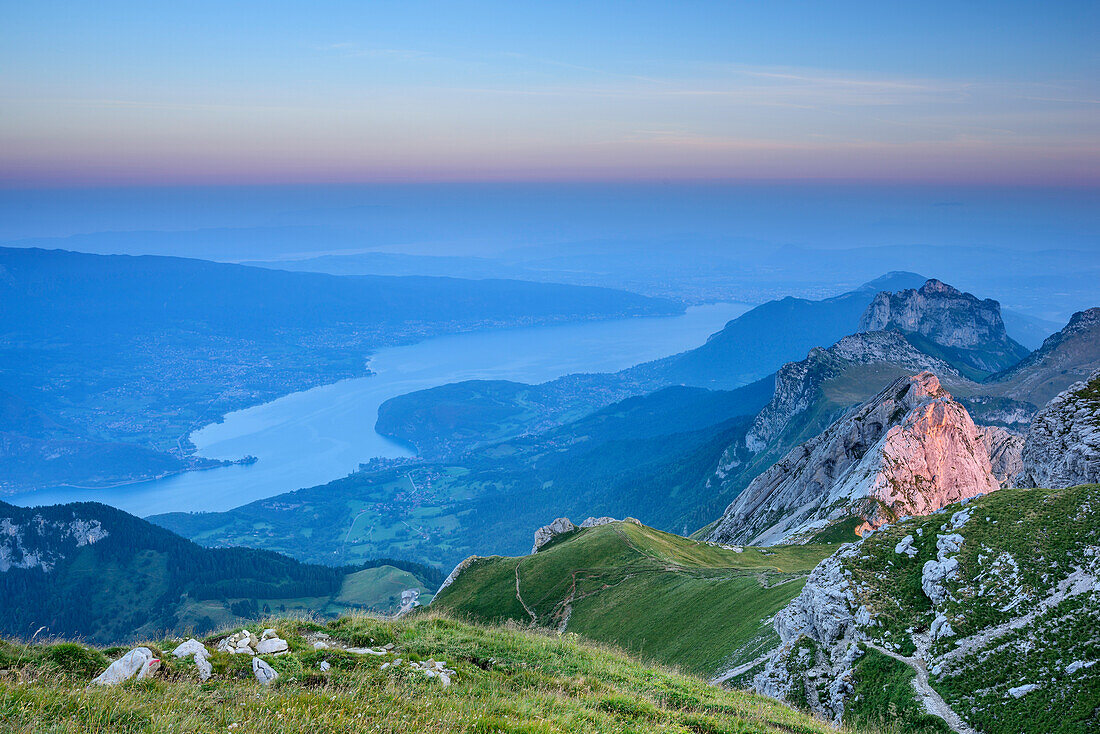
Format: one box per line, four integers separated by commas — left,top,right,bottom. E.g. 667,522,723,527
2,1,1099,186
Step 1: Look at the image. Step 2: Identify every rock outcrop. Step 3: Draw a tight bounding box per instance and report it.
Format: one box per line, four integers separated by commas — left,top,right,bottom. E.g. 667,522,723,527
532,517,576,553
91,647,159,686
532,516,640,553
858,279,1029,373
717,331,959,479
977,426,1025,488
742,484,1100,732
1017,368,1100,488
707,372,1000,545
436,556,481,595
752,544,865,723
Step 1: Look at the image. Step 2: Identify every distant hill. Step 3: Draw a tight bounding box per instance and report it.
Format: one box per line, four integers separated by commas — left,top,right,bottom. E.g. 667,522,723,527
431,518,835,678
987,307,1100,408
631,271,929,389
0,500,439,643
0,246,678,491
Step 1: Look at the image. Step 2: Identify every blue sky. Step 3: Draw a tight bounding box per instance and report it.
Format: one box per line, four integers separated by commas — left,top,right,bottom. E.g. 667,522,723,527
2,1,1098,185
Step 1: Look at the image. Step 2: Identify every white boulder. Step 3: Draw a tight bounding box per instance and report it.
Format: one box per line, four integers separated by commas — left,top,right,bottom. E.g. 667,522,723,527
91,647,156,686
252,657,278,685
255,637,289,655
1007,683,1039,698
193,653,212,681
172,639,210,659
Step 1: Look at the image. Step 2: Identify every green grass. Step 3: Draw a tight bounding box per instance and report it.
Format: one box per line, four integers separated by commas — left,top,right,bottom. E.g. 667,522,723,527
432,521,836,677
842,485,1100,734
0,613,869,734
845,648,951,734
335,566,431,608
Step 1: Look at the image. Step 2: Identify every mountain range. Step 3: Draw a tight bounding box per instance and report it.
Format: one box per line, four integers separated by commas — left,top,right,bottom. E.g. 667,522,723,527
4,267,1099,734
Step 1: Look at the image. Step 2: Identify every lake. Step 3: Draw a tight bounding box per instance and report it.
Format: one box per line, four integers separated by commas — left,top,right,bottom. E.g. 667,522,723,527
9,303,750,516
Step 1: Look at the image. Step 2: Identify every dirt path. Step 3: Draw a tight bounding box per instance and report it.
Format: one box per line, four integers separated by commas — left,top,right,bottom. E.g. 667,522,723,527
514,566,538,624
866,643,977,734
710,653,772,685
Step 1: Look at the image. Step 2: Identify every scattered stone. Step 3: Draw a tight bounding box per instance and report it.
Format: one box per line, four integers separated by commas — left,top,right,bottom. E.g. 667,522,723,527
171,639,210,659
193,653,212,681
1065,660,1095,675
92,647,157,686
255,637,289,655
1007,683,1039,698
930,613,955,640
319,661,331,672
218,630,260,656
252,657,278,685
894,535,917,557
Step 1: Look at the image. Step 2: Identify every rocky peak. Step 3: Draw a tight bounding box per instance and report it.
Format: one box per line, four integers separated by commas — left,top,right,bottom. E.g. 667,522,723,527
739,331,958,457
993,307,1100,406
707,372,1001,546
1017,368,1100,489
858,279,1028,373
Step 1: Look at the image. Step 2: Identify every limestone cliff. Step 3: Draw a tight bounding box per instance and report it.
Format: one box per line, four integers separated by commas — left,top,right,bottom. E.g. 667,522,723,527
1017,367,1100,489
859,279,1029,374
707,372,1000,545
715,331,959,480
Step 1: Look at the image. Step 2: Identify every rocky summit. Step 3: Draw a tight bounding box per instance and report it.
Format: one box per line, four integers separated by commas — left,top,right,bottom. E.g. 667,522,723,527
859,279,1030,374
707,372,1001,545
1017,367,1100,489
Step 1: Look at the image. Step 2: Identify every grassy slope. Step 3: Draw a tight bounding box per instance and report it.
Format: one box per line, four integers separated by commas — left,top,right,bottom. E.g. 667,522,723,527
843,485,1100,734
432,522,836,677
0,614,863,734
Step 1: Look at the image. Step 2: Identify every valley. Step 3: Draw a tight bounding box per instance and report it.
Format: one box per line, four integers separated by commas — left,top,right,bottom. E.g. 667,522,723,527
7,301,750,515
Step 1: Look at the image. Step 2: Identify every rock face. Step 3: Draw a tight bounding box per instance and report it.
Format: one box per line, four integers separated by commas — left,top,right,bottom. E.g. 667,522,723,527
1017,368,1100,488
707,372,1001,545
858,279,1028,373
989,307,1100,408
977,426,1025,488
752,544,864,724
532,517,577,553
0,513,107,573
718,331,959,477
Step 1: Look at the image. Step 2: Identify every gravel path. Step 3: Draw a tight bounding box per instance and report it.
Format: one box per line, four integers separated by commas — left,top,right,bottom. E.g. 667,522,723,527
866,643,977,734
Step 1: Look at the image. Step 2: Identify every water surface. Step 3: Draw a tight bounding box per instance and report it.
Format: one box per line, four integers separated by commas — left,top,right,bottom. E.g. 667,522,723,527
10,303,750,516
